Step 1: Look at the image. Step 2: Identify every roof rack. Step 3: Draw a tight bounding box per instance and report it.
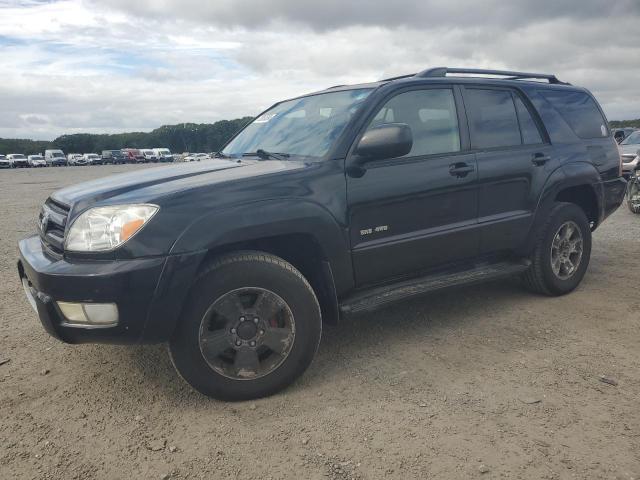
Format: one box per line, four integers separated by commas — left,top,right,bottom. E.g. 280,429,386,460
379,73,416,82
413,67,565,84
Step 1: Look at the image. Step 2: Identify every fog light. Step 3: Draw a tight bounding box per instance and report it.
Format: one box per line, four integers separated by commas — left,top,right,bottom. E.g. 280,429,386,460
57,302,118,327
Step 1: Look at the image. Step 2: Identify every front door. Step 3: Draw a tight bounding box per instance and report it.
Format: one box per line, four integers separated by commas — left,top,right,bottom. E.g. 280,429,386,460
347,86,479,286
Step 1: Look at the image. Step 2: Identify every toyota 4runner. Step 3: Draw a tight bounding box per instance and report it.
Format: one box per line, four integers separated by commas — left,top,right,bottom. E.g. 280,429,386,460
18,67,626,400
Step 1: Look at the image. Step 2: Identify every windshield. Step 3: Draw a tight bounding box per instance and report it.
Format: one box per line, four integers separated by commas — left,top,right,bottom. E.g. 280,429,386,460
222,88,373,159
621,131,640,145
52,152,64,158
31,156,43,160
13,154,26,159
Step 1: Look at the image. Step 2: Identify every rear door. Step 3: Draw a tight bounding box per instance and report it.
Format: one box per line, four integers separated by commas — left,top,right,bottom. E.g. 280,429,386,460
347,86,479,286
461,86,552,255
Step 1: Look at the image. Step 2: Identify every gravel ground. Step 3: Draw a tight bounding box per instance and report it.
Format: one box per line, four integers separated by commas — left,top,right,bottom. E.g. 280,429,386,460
1,164,639,480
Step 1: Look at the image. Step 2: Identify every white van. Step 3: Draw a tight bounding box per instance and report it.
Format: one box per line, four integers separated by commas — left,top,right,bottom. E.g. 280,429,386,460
142,149,158,162
152,148,174,163
44,149,66,166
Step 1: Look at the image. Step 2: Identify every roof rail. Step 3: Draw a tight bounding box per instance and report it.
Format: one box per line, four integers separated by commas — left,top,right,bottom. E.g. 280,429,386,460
413,67,564,84
379,73,416,82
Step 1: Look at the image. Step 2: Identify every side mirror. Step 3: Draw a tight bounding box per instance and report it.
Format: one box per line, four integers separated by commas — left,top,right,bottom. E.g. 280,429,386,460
354,123,413,162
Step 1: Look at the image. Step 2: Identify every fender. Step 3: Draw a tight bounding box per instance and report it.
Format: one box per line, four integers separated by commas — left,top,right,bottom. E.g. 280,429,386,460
169,198,355,295
522,161,601,254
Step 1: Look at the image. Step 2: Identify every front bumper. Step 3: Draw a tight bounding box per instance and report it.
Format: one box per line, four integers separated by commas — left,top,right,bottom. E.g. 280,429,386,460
17,235,205,344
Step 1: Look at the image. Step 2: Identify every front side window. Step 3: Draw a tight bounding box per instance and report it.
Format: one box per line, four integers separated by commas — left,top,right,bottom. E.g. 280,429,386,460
465,89,522,149
223,88,373,159
365,88,461,157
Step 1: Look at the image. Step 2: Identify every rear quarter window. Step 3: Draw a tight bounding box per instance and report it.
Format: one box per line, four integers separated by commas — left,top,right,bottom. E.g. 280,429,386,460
540,90,608,139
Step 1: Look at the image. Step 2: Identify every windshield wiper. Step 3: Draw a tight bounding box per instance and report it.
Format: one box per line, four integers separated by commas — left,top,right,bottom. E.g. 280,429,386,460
243,149,290,161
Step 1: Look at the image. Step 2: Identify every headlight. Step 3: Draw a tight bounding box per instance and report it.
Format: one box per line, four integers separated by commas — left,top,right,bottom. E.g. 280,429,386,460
65,204,159,252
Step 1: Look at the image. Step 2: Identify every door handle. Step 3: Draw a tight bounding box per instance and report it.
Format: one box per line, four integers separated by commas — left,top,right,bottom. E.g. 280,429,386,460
531,153,550,166
449,162,475,177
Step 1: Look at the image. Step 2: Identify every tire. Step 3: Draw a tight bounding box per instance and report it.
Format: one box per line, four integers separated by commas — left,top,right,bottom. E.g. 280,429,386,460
627,180,640,214
169,251,322,401
522,202,592,296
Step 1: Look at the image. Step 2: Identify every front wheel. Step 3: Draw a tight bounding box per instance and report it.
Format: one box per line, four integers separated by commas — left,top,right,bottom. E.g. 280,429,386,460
523,202,592,296
169,251,322,401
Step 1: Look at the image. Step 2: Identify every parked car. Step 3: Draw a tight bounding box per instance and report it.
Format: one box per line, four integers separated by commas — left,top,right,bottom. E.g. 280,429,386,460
45,149,67,166
83,153,102,165
0,154,10,169
152,148,174,162
7,154,29,168
18,67,626,401
612,127,637,144
101,150,126,165
142,149,158,162
122,148,145,163
183,153,210,162
67,153,87,166
619,131,640,177
27,154,47,167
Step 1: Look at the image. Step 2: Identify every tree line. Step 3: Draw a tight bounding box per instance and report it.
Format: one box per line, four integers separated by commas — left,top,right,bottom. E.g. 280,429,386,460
0,117,253,155
1,117,638,156
610,119,640,129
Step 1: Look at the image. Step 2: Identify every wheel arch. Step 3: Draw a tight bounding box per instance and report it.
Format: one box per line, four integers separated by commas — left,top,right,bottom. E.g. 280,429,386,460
196,234,341,326
523,161,603,255
168,199,352,327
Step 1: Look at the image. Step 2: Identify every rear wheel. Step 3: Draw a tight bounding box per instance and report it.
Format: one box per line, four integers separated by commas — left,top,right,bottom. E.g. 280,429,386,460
627,179,640,214
523,202,592,296
169,251,322,401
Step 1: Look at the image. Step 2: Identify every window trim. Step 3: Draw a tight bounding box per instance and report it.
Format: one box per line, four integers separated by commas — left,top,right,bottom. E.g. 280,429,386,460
460,85,550,152
346,84,469,166
511,90,549,146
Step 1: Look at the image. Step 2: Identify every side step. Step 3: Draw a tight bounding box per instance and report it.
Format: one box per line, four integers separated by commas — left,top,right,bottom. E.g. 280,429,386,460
339,260,530,314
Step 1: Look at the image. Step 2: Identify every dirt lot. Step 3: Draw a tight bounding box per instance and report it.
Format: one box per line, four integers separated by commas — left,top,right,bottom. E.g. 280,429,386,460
1,164,639,480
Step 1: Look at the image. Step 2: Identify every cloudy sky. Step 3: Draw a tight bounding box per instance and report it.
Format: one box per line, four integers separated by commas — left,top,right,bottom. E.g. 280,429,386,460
1,0,638,140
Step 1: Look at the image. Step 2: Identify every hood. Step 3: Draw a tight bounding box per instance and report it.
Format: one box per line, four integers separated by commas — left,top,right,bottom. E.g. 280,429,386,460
51,159,306,209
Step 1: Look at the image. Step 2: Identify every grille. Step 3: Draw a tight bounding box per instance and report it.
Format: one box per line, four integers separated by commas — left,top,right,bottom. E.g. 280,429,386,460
38,198,70,253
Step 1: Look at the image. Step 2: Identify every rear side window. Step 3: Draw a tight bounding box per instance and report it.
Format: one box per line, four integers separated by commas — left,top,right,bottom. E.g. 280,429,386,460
465,89,521,149
514,96,543,144
540,90,608,139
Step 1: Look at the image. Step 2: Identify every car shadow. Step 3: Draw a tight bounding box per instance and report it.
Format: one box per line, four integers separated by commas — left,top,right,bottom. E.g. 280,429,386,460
108,277,533,402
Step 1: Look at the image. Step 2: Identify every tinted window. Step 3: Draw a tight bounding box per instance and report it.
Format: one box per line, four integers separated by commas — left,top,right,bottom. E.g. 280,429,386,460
465,89,521,149
367,89,460,157
514,96,543,144
541,90,608,139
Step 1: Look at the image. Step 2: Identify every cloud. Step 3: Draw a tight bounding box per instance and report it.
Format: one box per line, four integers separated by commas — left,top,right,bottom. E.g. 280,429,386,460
95,0,639,31
0,0,638,141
